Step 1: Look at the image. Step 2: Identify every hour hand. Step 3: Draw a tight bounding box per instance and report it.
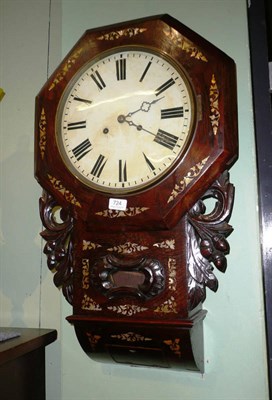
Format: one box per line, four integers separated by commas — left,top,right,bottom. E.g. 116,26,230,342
128,120,155,136
117,114,155,136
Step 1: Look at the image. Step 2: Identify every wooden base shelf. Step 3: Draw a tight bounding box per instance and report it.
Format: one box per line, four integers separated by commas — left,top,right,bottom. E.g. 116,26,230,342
0,328,57,400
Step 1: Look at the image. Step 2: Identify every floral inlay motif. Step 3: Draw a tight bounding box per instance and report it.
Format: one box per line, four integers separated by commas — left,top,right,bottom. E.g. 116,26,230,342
49,48,83,91
97,28,147,41
107,241,148,254
209,74,220,135
111,332,152,342
81,294,102,311
82,240,102,251
154,296,178,314
168,258,177,291
39,108,46,159
107,304,148,316
86,332,101,350
163,27,208,62
48,175,81,207
167,157,209,203
164,339,181,357
153,239,175,250
96,207,149,218
82,259,89,290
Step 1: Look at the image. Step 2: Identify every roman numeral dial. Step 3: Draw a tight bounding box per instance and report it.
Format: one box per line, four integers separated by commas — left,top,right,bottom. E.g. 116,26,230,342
57,47,194,193
67,121,86,130
154,130,179,150
91,70,106,90
91,154,107,178
119,160,127,183
72,139,92,161
155,78,176,96
140,61,152,82
161,107,184,119
116,57,126,81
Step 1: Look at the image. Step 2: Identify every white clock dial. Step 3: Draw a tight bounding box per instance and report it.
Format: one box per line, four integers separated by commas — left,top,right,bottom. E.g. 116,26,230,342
57,47,195,194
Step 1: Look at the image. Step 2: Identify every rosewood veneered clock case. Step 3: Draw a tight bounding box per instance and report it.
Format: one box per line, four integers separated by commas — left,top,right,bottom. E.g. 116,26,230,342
35,15,238,372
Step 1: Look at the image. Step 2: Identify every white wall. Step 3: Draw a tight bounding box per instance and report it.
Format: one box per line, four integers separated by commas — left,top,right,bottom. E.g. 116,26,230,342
0,1,62,398
0,1,269,399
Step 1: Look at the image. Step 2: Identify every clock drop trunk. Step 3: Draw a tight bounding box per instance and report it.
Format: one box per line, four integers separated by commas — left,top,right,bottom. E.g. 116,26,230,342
67,217,206,372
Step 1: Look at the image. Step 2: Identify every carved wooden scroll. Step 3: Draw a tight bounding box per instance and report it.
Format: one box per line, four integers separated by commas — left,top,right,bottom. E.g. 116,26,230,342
39,190,74,304
187,171,234,309
39,171,234,312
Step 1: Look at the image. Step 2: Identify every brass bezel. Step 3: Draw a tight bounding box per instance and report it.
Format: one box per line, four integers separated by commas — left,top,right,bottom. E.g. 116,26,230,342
56,45,196,195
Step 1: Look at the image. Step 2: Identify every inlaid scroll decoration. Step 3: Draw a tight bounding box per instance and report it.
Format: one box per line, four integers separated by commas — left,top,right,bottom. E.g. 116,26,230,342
39,190,73,304
82,240,102,251
209,74,220,135
111,332,152,342
86,333,102,351
164,339,181,357
82,294,102,311
39,108,46,159
163,27,208,62
82,259,89,290
107,305,148,316
168,258,177,291
97,27,147,41
96,207,149,218
48,174,81,207
107,241,148,254
167,157,209,203
154,296,178,314
153,239,175,249
49,48,83,91
187,171,234,310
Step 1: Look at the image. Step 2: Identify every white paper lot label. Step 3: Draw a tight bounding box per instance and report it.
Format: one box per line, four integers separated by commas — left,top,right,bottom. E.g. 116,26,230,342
108,198,127,211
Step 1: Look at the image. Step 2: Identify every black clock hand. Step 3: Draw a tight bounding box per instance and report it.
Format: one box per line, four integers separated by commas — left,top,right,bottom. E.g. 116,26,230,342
118,114,155,136
126,96,164,118
136,124,155,136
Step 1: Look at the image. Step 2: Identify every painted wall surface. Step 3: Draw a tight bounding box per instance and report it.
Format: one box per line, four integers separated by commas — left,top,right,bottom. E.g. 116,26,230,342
0,0,269,399
0,1,62,398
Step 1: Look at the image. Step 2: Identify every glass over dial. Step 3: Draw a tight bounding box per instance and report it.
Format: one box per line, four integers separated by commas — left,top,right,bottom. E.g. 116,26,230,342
57,47,195,194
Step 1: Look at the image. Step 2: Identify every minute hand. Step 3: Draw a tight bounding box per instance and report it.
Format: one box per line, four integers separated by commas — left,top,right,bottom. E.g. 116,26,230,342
127,96,164,118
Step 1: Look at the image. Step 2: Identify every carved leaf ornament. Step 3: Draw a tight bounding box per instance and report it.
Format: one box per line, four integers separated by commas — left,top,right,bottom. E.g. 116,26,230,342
187,171,234,309
39,172,234,311
39,190,74,304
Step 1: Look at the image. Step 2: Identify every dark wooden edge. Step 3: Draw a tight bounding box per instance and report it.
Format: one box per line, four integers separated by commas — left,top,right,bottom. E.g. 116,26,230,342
248,0,272,396
66,309,207,328
0,328,57,366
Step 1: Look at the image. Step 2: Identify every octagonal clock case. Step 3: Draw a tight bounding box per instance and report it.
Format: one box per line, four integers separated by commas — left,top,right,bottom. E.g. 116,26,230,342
35,14,238,372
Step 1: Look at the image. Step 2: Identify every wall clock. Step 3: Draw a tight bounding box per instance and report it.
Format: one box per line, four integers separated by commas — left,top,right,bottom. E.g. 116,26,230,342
35,14,238,372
